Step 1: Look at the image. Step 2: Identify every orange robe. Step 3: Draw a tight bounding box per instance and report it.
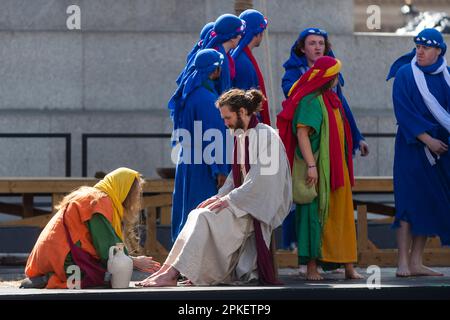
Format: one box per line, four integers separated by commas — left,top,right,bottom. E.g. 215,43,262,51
25,195,114,288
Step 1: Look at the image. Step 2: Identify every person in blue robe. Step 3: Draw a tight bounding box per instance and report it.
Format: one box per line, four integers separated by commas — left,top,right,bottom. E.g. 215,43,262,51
168,49,231,242
387,28,450,277
280,27,370,251
200,14,245,94
231,9,271,125
176,22,214,85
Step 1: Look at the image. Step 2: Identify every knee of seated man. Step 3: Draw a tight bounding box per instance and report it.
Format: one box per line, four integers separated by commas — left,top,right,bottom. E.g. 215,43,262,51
188,208,211,221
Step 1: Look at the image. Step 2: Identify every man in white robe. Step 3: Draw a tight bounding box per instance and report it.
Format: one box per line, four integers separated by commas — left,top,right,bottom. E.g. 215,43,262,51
137,89,292,286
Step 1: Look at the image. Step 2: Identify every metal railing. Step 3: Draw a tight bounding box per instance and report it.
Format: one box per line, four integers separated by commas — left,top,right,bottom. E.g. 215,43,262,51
0,133,71,177
81,133,172,177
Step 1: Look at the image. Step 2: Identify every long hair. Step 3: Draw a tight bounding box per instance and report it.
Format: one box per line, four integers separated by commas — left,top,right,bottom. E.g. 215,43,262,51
55,186,106,212
121,176,145,255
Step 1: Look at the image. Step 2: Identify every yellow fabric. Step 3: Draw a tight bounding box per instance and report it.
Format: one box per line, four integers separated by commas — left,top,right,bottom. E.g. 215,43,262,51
307,69,320,81
94,167,140,240
320,108,357,263
288,58,342,97
324,58,342,78
288,79,300,97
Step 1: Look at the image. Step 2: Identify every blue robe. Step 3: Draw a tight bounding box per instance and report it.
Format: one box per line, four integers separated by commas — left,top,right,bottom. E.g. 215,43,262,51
171,80,230,241
392,64,450,245
233,51,258,90
233,51,267,123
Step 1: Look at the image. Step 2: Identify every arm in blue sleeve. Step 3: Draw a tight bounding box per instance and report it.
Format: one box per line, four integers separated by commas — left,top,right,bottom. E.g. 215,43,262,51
281,68,301,98
195,94,231,179
337,85,364,152
392,70,436,144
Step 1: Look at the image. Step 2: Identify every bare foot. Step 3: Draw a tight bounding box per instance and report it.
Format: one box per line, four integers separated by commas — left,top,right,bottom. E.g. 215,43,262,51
178,279,194,286
136,272,178,287
344,265,364,280
396,264,412,277
306,269,324,281
345,269,364,280
142,263,170,281
409,264,444,277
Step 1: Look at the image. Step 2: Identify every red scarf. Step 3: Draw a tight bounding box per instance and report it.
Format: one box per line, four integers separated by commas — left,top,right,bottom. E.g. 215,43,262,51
243,47,271,126
227,52,236,80
232,115,281,285
322,90,354,189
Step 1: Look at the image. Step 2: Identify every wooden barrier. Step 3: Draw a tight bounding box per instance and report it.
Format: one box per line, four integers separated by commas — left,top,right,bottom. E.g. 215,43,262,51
0,178,174,263
1,177,449,268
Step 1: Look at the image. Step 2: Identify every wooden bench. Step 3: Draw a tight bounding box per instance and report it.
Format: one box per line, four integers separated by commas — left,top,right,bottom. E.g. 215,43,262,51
0,178,173,263
1,177,449,268
353,177,450,267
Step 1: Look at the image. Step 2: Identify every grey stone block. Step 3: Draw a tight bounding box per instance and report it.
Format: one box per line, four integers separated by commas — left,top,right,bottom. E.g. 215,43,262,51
353,137,379,176
83,32,197,111
83,0,207,32
0,0,74,31
0,32,83,110
253,0,353,34
378,138,395,176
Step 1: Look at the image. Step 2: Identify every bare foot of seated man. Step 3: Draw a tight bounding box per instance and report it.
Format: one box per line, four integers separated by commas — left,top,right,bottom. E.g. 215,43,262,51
136,264,180,287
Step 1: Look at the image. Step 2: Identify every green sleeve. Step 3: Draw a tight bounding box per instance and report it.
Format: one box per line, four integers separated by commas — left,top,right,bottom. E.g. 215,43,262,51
292,94,323,135
87,213,127,265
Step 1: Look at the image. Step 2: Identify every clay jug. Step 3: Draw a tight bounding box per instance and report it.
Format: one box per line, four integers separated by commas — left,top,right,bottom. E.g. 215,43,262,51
107,243,133,288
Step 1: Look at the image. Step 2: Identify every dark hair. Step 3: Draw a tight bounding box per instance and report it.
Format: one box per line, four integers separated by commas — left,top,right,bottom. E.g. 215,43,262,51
294,36,332,57
216,88,266,115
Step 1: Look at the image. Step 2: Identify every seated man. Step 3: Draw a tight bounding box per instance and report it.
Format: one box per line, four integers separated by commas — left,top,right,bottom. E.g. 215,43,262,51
137,89,292,286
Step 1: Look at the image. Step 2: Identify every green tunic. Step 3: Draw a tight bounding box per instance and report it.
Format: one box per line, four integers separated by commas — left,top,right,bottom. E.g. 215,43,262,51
292,94,323,265
63,213,125,276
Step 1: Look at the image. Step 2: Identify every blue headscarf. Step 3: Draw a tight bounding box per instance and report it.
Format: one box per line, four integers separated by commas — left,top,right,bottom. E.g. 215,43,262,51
202,14,245,94
386,28,447,80
187,22,215,62
169,49,224,139
231,9,268,60
176,22,215,85
283,27,344,86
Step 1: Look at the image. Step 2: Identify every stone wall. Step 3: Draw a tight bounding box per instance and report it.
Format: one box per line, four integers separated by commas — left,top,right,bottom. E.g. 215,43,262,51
0,0,448,177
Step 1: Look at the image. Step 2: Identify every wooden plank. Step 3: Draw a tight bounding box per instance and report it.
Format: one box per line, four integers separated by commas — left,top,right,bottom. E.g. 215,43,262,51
142,194,172,209
22,194,34,218
358,249,450,267
357,205,369,252
0,178,174,194
275,250,298,268
52,193,65,213
352,177,393,193
160,206,172,225
0,202,50,217
426,237,442,248
0,214,53,228
353,200,395,217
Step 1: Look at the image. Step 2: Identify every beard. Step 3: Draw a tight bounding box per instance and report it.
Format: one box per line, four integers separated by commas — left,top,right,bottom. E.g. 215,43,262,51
229,112,245,131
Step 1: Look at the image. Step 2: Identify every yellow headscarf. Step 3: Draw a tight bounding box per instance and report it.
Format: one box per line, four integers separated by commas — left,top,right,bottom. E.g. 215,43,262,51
94,167,140,240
